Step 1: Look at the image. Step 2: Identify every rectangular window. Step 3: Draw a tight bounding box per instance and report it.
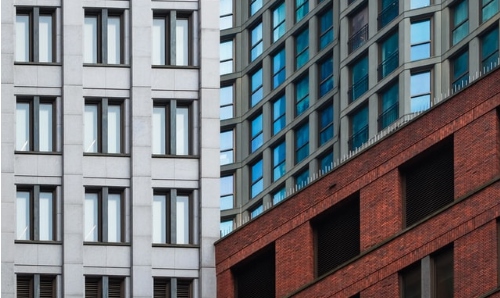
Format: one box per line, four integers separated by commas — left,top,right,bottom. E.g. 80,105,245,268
319,9,333,50
251,114,264,152
233,248,275,298
273,95,286,135
411,0,430,9
483,0,498,22
250,203,264,218
154,278,193,298
401,262,422,298
220,0,233,30
251,159,264,198
348,6,368,52
220,40,233,75
319,57,334,98
250,22,263,62
379,31,399,79
272,48,286,88
16,97,55,152
152,190,193,245
296,76,310,115
296,0,309,22
410,19,431,61
152,100,191,155
251,68,263,107
220,218,234,237
251,0,263,16
378,0,398,29
296,169,309,190
84,9,124,64
84,188,124,243
451,50,469,91
410,71,431,112
296,28,309,69
378,82,399,130
273,142,286,181
152,12,192,66
295,122,309,164
220,85,234,120
452,0,469,45
17,274,57,298
319,105,334,146
320,152,334,173
16,8,55,63
273,2,286,42
349,105,368,150
220,130,234,165
84,98,124,154
85,276,125,298
17,186,56,241
272,187,286,205
220,175,234,210
349,56,368,103
481,27,499,72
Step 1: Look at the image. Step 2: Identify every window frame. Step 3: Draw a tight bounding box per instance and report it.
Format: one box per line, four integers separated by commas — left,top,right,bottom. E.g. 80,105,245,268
152,11,193,66
295,122,309,164
251,159,264,199
220,39,234,75
410,18,431,61
319,104,334,146
84,187,125,243
272,47,286,89
220,84,234,120
85,275,125,298
319,56,334,98
272,141,286,181
451,0,469,46
153,277,193,298
250,114,264,152
295,27,309,70
451,49,469,91
17,274,57,298
480,27,499,72
319,8,334,50
410,70,432,112
152,100,192,156
84,9,125,65
272,94,286,135
15,7,56,63
250,21,264,62
272,2,286,42
220,129,234,165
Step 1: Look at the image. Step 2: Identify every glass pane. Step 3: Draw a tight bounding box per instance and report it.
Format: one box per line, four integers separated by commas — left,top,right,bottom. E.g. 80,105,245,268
176,195,190,244
483,0,498,22
220,0,233,29
39,15,53,63
411,43,431,61
251,69,263,106
320,10,333,50
107,193,121,242
411,94,430,112
220,130,233,165
220,85,234,120
296,76,309,115
107,105,121,154
152,18,166,65
320,152,333,173
296,170,309,189
153,195,166,243
153,107,166,154
107,16,121,64
84,16,98,63
84,104,98,153
250,204,263,218
453,52,468,80
273,49,286,88
273,96,286,134
296,0,309,22
452,22,469,45
220,195,234,210
251,0,263,15
220,40,233,75
352,56,368,82
482,28,499,59
402,263,421,298
251,114,263,151
176,19,189,66
411,0,430,9
273,143,286,180
220,176,234,196
296,29,309,69
252,160,263,183
17,191,30,240
85,193,98,241
176,106,189,155
454,1,468,26
16,102,30,151
39,192,53,241
16,15,30,62
220,220,233,236
39,103,53,152
273,3,286,41
273,188,286,205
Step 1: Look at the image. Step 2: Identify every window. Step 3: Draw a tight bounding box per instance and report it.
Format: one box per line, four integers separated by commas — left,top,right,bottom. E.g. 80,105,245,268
250,22,263,61
319,9,333,50
379,31,399,79
410,19,431,61
220,218,234,237
152,12,192,66
16,8,55,63
295,169,309,190
233,248,275,298
379,0,398,29
152,100,191,155
220,130,234,165
273,95,286,135
85,276,125,298
220,40,233,75
273,2,286,42
296,28,309,69
296,76,310,115
411,0,430,9
84,9,123,64
483,0,498,22
379,82,399,130
349,6,368,52
349,56,368,103
452,0,469,45
296,0,309,22
401,262,421,298
481,27,499,72
319,57,334,97
250,0,263,16
349,105,368,150
251,114,264,152
17,186,56,241
251,68,263,107
251,159,264,198
16,97,55,152
250,203,264,218
451,50,469,91
320,152,333,173
273,142,286,181
152,190,193,245
84,98,124,154
272,48,286,88
220,0,233,30
410,71,431,112
272,187,286,205
319,105,334,146
17,274,57,298
220,175,234,210
295,122,309,164
84,188,124,243
220,85,234,120
154,278,193,298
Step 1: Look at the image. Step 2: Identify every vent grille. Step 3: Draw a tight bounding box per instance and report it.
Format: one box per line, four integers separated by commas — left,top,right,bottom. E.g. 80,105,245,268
153,278,169,298
17,275,33,298
108,278,123,298
177,279,192,298
234,248,275,298
85,277,101,298
39,276,55,298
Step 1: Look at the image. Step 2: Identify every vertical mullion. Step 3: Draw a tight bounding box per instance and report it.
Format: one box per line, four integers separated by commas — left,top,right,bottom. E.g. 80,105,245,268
102,9,108,64
102,98,108,153
33,7,40,62
171,277,177,298
102,276,109,298
170,100,177,154
33,96,40,151
170,189,177,244
34,274,40,298
102,188,108,242
170,11,176,65
33,185,40,241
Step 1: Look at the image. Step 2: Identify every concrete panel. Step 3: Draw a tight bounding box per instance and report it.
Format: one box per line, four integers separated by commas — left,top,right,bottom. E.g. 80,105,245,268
14,154,62,177
200,268,217,298
151,69,175,91
132,116,151,147
14,244,38,265
200,118,220,149
199,148,220,178
83,245,130,268
200,207,220,238
82,156,130,179
37,245,63,266
132,146,151,177
83,67,130,90
151,158,199,181
200,178,219,208
174,69,199,91
151,247,199,270
14,65,62,88
199,88,220,119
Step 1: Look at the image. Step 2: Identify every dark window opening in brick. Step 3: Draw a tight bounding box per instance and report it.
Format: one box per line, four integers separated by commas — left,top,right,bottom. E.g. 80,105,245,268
313,193,360,276
433,245,454,298
402,138,454,227
232,245,275,298
401,261,421,298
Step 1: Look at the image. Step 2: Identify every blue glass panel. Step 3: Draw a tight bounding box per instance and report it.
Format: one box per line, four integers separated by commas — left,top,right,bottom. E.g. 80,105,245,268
320,152,333,173
295,170,309,189
320,9,333,50
273,188,286,205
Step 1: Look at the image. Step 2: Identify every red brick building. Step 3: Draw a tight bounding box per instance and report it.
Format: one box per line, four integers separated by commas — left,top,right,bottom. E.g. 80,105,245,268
215,69,500,297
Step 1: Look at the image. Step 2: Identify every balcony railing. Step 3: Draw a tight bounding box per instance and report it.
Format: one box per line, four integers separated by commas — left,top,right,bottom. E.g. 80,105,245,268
348,125,369,151
378,0,398,29
378,102,399,131
348,75,369,103
348,24,368,53
378,51,399,80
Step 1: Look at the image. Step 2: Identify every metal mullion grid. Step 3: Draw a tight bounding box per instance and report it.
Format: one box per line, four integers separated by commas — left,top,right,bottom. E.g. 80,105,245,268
32,7,40,62
101,98,109,153
170,11,177,65
169,189,177,244
101,9,109,64
169,100,177,155
33,185,40,241
101,187,108,242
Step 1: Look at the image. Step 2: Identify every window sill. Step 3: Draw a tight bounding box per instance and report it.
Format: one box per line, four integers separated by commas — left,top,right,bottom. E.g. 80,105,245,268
15,240,62,245
152,154,199,159
15,151,61,155
152,243,199,248
83,242,130,246
14,62,61,66
83,153,130,157
152,65,199,70
83,63,130,68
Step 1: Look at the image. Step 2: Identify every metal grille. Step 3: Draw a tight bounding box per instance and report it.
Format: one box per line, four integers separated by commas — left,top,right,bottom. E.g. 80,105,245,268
17,275,33,298
177,279,192,298
108,278,124,298
404,142,454,227
85,277,101,298
315,194,360,277
39,276,55,298
153,278,169,298
233,248,275,298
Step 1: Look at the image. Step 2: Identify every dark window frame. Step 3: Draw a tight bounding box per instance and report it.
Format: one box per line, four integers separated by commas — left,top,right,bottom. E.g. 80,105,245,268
15,7,56,63
84,9,125,65
84,187,125,243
